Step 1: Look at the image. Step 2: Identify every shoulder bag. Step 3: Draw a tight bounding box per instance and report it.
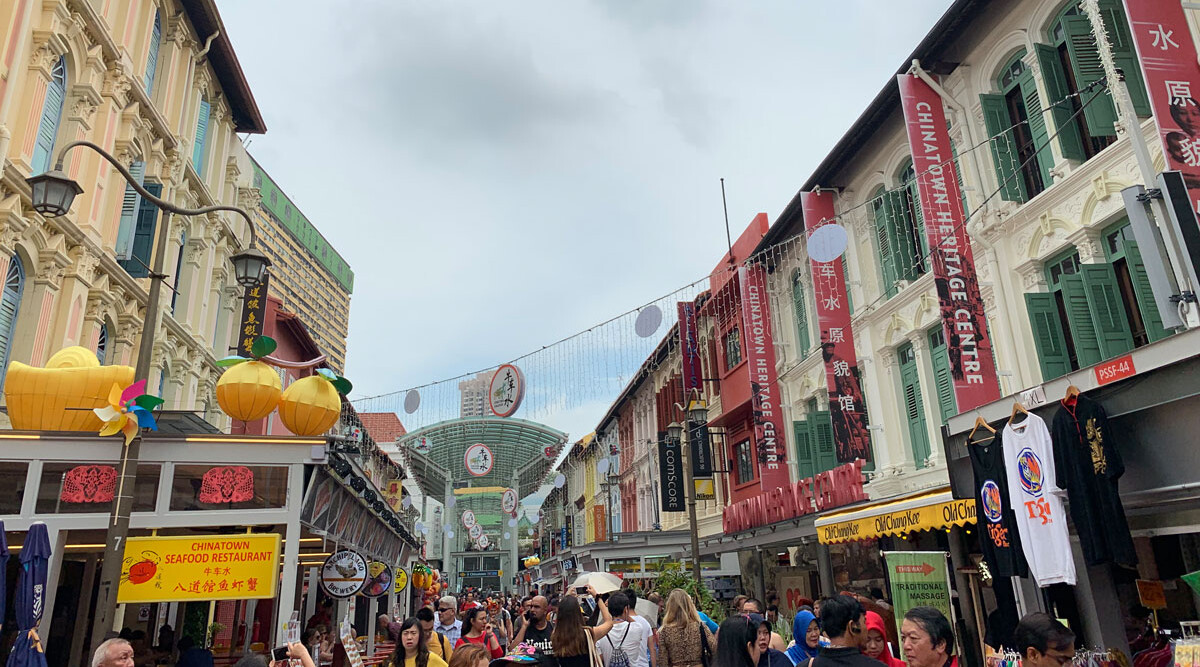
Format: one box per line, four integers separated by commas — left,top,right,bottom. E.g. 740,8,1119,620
698,624,712,667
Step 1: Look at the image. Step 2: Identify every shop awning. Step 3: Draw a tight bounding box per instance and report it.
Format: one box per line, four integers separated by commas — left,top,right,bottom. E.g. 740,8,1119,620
814,488,975,544
540,576,562,586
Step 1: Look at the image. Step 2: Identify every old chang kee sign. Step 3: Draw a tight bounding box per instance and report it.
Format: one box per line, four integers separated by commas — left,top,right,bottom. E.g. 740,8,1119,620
723,460,867,533
117,534,280,603
897,74,1001,412
737,264,790,492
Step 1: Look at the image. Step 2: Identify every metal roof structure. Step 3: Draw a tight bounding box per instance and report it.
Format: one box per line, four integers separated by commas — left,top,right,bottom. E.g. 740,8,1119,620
397,417,568,502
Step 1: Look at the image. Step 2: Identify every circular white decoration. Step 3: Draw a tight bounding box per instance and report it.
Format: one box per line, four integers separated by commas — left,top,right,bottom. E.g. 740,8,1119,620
469,524,484,540
414,521,424,532
320,550,368,598
553,473,566,488
634,305,662,338
597,459,610,475
446,530,455,539
488,365,526,417
465,443,494,477
508,518,518,528
501,488,518,514
461,510,477,529
503,532,511,540
401,496,412,510
404,390,421,414
446,496,457,508
477,534,490,549
807,223,849,263
420,524,429,535
443,523,451,532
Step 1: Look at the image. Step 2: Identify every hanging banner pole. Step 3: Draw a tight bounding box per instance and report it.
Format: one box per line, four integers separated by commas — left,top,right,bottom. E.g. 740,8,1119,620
897,73,1001,412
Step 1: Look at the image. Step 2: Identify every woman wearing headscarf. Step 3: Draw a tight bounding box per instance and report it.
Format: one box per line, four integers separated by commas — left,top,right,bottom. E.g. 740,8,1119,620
863,612,904,667
784,610,821,666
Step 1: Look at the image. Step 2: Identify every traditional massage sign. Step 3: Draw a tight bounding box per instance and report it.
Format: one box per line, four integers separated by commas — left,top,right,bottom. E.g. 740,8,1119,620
883,551,953,660
117,534,280,603
897,74,1001,412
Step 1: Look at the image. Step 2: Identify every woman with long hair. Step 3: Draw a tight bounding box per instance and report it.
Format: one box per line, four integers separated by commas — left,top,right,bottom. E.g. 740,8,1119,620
551,588,614,667
388,618,448,667
784,610,821,666
714,617,760,667
447,644,490,667
656,589,716,667
457,608,504,659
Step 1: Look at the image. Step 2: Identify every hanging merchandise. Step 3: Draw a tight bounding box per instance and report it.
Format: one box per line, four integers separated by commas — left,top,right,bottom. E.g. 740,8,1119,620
1051,393,1138,567
1003,408,1076,587
968,423,1028,578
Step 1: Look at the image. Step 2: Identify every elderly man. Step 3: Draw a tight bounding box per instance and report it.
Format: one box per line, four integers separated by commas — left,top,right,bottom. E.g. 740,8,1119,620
436,595,464,645
93,638,135,667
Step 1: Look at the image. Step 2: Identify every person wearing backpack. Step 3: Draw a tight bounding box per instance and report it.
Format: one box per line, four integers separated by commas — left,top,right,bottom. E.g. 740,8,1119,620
599,593,650,667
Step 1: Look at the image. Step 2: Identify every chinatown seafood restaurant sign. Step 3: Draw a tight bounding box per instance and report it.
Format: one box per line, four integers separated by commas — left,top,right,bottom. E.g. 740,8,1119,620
117,534,280,603
722,460,866,534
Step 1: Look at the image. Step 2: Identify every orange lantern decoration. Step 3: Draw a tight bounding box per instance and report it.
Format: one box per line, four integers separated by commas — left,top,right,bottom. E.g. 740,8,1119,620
216,338,286,423
278,371,351,436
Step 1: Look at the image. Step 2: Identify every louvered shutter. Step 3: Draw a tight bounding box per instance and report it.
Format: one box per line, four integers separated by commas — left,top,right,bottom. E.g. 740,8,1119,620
1060,273,1103,367
908,181,930,271
791,273,810,355
1034,43,1087,161
950,140,969,216
886,190,919,282
119,182,163,278
115,161,147,260
898,348,931,466
1079,263,1135,359
873,199,898,298
843,261,853,315
793,420,813,481
144,11,161,93
929,332,957,424
0,256,25,386
1063,15,1120,137
1123,242,1171,342
980,93,1028,202
1099,0,1150,116
808,411,836,475
31,57,67,175
1016,69,1055,188
192,99,210,172
1025,292,1073,380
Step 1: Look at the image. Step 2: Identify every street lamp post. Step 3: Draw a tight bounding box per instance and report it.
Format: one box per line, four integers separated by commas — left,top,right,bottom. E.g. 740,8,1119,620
26,140,269,649
667,395,708,583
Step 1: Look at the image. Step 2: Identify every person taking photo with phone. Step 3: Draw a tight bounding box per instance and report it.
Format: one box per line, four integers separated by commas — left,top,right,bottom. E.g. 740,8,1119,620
551,586,614,667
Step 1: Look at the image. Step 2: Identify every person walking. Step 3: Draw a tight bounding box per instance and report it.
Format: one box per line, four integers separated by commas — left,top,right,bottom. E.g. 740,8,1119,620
513,595,555,656
899,607,956,667
436,597,465,646
802,595,877,667
741,601,786,652
448,644,492,667
457,608,504,659
551,590,614,667
783,611,820,666
599,593,651,667
387,618,449,667
714,616,759,667
418,607,455,663
747,614,791,667
1012,613,1075,667
657,590,716,667
863,612,904,667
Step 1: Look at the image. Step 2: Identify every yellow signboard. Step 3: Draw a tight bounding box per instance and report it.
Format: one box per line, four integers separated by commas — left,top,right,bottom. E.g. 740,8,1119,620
694,479,715,500
818,498,975,544
117,534,281,603
395,567,408,593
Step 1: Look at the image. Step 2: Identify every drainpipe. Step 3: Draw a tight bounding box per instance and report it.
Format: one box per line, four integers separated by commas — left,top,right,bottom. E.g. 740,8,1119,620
196,31,219,63
909,59,1026,394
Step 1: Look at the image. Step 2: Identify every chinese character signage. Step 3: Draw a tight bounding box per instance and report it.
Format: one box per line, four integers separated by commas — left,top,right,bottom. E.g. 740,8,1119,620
658,432,685,512
236,275,270,357
737,264,790,492
801,191,871,463
897,74,1002,412
678,301,703,394
1125,0,1200,219
117,534,280,603
593,505,607,541
464,444,494,477
488,364,525,417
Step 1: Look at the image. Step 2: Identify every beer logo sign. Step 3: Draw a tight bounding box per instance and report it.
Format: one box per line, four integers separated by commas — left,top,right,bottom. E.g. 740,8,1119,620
320,550,368,598
1016,449,1043,497
980,480,1003,523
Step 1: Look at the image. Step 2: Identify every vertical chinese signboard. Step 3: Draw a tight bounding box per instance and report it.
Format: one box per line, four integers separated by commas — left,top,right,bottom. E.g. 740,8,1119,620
236,275,270,356
593,505,607,542
801,191,871,463
898,74,1001,412
737,264,789,492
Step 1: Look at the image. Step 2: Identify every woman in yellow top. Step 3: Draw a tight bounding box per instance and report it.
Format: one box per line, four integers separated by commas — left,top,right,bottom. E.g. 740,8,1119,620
388,618,450,667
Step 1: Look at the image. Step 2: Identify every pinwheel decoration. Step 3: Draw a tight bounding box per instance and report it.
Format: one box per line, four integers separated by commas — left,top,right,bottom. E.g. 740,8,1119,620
93,379,163,445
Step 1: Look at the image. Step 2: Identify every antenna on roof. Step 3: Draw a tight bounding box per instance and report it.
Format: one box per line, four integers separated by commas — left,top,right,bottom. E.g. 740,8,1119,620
720,178,733,257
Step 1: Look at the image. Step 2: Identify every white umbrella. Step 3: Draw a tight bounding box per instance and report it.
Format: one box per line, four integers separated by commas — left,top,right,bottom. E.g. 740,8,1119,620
568,571,623,595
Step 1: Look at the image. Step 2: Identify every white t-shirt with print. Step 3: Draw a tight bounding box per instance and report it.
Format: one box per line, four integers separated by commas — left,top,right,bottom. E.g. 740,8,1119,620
1003,413,1076,586
598,620,650,667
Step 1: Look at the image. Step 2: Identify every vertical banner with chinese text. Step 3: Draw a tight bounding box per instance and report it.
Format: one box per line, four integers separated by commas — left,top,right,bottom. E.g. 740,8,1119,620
801,191,871,463
898,74,1001,412
737,264,790,492
1124,1,1200,219
236,275,270,357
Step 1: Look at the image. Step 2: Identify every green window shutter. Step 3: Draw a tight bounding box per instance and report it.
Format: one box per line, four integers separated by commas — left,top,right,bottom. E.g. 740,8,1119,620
1024,292,1073,379
950,140,969,216
1033,43,1086,162
1016,69,1055,188
1079,263,1135,358
1099,1,1150,116
980,93,1028,202
808,411,836,475
115,161,147,260
929,332,957,424
119,183,163,278
1060,273,1103,367
192,99,211,172
1063,15,1120,137
843,261,853,315
793,420,814,480
886,190,919,282
144,11,161,94
792,274,810,355
898,348,931,467
32,57,67,175
908,182,930,268
1123,242,1171,342
873,199,898,298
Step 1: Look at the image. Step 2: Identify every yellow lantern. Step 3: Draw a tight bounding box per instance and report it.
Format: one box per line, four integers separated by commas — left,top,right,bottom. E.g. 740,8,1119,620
216,360,282,422
5,347,135,431
278,375,342,436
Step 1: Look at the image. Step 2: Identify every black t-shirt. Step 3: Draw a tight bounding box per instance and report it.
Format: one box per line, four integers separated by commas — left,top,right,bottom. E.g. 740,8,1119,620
524,621,555,656
968,429,1028,578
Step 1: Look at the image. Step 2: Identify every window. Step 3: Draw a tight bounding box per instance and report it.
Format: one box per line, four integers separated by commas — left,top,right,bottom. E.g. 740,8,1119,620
0,255,25,389
96,322,109,363
791,270,811,355
1103,221,1172,345
118,182,162,278
895,160,930,279
31,56,66,174
897,342,931,467
115,161,147,261
169,465,289,510
981,51,1054,203
36,462,158,513
144,10,161,94
793,411,835,481
192,98,211,174
928,327,957,423
724,327,742,369
872,188,899,298
734,439,755,486
171,230,187,314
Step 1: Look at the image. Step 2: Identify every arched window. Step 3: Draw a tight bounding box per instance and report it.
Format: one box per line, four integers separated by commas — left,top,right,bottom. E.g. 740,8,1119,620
144,10,162,94
0,256,26,386
31,57,66,174
96,322,109,363
896,159,930,278
980,50,1054,203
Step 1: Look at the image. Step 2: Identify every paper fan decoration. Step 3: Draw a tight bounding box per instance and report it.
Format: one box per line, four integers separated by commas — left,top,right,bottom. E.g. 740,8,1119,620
93,380,163,445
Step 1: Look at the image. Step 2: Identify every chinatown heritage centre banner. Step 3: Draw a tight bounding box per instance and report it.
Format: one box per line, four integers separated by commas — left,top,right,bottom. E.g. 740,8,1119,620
737,264,790,492
882,551,954,660
897,74,1001,412
801,190,871,463
1124,0,1200,218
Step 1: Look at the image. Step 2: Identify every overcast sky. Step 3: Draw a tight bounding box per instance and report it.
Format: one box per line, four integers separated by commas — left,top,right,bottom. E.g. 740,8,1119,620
218,0,955,439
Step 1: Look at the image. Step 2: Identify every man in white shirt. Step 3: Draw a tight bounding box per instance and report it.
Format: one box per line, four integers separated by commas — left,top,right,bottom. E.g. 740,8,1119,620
625,590,656,666
435,595,463,645
598,593,651,667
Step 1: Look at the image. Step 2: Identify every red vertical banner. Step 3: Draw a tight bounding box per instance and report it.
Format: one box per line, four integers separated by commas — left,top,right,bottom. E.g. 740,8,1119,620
737,264,790,492
678,301,702,396
1123,0,1200,213
897,74,1001,412
800,191,871,463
